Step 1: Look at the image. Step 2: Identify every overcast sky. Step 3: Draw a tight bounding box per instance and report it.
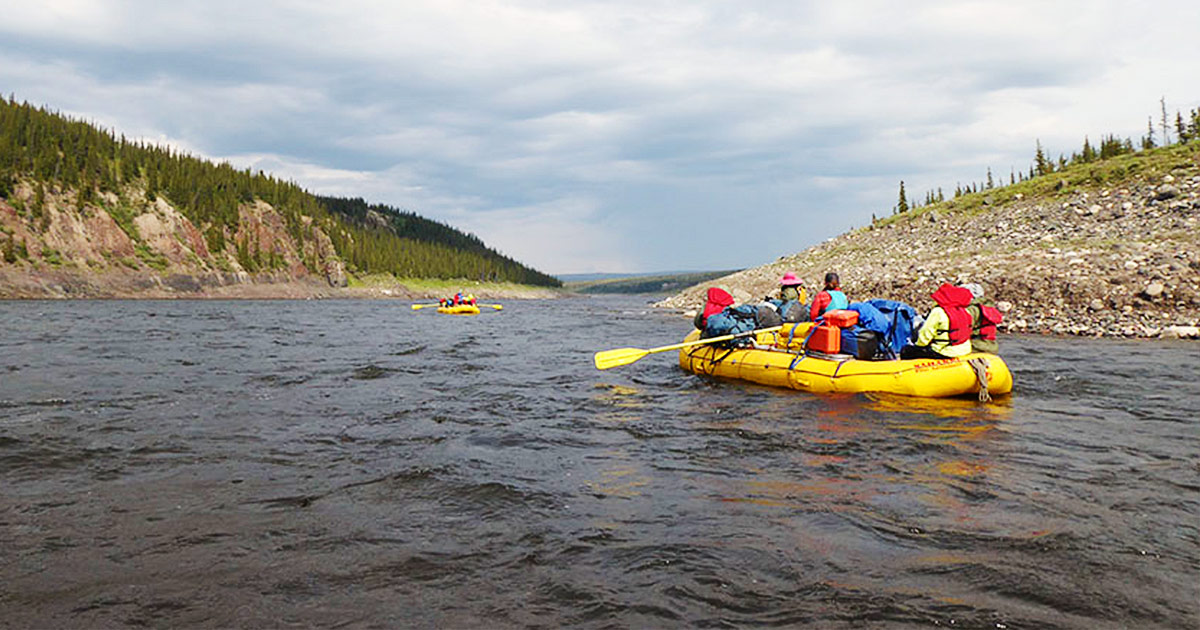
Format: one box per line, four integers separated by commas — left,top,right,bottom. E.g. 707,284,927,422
2,1,1198,275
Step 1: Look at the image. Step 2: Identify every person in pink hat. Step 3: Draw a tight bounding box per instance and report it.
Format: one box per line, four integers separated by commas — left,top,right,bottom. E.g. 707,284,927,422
777,272,807,305
761,271,808,322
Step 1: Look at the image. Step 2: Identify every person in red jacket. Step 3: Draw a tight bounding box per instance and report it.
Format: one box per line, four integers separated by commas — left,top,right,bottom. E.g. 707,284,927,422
809,272,849,321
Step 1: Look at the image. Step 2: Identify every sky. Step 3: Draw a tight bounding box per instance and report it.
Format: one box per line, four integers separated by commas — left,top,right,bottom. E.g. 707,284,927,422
2,1,1198,275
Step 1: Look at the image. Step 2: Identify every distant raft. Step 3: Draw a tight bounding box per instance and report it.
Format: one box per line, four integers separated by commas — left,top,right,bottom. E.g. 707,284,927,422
678,324,1013,398
437,304,481,315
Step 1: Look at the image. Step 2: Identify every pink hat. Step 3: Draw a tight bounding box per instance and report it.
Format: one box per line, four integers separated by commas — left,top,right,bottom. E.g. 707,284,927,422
779,272,802,286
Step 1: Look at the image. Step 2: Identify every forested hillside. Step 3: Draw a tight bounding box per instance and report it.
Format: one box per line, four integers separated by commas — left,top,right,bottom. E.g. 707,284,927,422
315,195,559,286
0,96,560,295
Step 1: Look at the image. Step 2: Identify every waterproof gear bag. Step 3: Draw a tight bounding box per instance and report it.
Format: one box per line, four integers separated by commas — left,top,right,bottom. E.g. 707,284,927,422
862,299,921,359
702,304,760,347
840,326,883,360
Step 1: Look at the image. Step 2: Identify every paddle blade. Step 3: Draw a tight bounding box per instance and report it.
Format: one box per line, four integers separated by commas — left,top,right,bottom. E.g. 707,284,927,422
491,304,503,310
594,347,650,370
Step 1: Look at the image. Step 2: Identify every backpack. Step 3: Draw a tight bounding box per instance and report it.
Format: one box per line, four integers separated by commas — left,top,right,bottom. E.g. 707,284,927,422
780,299,809,323
764,298,807,323
703,304,764,348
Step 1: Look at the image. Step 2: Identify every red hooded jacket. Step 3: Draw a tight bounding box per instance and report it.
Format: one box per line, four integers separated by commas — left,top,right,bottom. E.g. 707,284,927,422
930,284,974,346
700,287,735,327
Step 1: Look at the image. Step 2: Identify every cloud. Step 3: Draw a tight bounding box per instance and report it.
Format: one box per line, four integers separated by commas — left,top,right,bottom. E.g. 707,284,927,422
444,197,633,274
2,1,1198,273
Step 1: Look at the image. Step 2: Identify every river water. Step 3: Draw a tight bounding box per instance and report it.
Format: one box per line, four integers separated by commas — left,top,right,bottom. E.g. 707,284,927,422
1,296,1197,629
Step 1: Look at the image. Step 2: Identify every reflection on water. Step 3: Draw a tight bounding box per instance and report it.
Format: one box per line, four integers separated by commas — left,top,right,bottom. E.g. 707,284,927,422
864,391,1014,419
0,298,1197,628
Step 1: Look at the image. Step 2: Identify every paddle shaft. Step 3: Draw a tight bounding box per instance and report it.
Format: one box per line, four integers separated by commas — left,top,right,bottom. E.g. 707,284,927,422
593,325,783,370
646,325,783,354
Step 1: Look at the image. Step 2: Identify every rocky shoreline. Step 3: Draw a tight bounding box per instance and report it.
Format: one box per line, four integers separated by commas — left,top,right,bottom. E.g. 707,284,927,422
656,149,1200,340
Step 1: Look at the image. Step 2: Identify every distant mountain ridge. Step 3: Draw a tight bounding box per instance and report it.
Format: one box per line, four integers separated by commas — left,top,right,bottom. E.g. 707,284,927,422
564,269,740,294
557,270,729,282
0,96,560,298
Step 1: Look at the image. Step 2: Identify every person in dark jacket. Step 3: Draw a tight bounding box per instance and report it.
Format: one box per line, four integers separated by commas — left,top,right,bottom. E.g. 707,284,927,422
962,283,1002,354
764,272,808,322
777,272,806,304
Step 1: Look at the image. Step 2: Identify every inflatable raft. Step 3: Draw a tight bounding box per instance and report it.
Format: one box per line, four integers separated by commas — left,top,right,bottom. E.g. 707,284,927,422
437,304,481,315
678,324,1012,398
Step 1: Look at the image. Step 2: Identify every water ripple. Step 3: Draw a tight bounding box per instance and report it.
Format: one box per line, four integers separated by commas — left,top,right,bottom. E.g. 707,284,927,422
0,300,1196,628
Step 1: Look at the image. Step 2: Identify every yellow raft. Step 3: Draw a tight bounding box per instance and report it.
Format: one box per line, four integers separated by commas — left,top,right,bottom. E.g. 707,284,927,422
437,304,481,315
678,324,1012,398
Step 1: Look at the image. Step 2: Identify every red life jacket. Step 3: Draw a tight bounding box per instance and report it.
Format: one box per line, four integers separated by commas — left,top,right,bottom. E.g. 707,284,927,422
931,284,973,346
700,287,735,326
974,304,1003,340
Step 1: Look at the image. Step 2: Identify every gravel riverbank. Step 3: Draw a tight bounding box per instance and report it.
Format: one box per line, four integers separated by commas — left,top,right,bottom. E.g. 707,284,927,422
657,150,1200,340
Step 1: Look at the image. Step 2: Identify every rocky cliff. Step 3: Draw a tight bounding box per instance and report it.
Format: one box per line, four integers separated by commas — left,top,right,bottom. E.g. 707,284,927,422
656,143,1200,339
0,180,347,298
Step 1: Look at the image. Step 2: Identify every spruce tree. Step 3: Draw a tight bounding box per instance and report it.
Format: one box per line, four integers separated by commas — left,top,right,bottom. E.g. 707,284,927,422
896,181,909,213
1160,96,1170,145
1034,140,1050,176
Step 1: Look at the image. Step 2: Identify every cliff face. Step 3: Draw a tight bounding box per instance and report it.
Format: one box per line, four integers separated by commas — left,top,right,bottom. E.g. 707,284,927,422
0,181,346,298
657,145,1200,339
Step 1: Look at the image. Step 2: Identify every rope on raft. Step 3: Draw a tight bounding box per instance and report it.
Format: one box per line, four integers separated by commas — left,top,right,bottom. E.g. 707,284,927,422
967,357,991,402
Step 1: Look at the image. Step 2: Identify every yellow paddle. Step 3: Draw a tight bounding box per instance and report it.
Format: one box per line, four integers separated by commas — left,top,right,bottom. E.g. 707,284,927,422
594,325,783,370
479,304,503,311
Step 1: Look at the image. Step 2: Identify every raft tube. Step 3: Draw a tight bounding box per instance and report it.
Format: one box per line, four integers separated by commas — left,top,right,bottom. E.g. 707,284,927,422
678,325,1012,398
437,304,481,315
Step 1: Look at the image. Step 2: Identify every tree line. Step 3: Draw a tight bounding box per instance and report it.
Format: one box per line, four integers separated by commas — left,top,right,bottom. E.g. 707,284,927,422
315,195,560,286
892,100,1200,214
0,95,560,286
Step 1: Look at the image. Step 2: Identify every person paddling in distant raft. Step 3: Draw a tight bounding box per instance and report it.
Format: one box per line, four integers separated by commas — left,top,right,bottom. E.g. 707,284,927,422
765,272,809,322
901,283,974,359
693,287,736,330
809,271,849,321
467,293,477,306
